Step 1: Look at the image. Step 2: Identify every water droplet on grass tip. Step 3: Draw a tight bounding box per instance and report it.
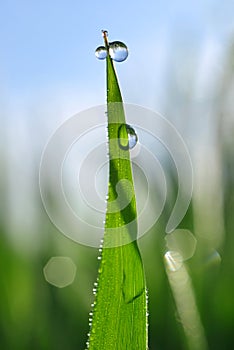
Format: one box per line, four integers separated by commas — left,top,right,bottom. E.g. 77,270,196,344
95,46,107,59
118,124,138,150
109,41,128,62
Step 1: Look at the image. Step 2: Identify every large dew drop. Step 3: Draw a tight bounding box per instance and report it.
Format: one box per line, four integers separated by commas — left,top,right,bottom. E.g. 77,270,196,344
118,124,138,150
109,41,128,62
95,46,107,60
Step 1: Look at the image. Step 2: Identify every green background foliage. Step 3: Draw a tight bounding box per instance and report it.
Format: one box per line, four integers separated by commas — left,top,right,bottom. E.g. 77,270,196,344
1,6,234,349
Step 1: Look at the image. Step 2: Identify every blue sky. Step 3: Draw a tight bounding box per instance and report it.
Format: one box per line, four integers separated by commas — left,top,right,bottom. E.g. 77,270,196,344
1,0,233,148
1,0,233,250
1,0,234,171
1,0,233,95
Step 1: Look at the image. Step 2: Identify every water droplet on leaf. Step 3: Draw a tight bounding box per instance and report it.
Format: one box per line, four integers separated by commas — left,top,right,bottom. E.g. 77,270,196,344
118,124,138,150
95,46,107,59
109,41,128,62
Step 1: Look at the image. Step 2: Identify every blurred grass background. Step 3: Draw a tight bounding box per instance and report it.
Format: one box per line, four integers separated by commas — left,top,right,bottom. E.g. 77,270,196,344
1,45,234,349
1,1,234,349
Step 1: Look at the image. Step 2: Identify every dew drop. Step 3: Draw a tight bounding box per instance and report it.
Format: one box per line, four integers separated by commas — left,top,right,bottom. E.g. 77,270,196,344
109,41,128,62
118,124,138,150
95,46,107,60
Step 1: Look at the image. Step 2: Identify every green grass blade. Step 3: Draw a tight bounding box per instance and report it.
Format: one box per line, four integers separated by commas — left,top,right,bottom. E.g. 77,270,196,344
87,32,148,350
